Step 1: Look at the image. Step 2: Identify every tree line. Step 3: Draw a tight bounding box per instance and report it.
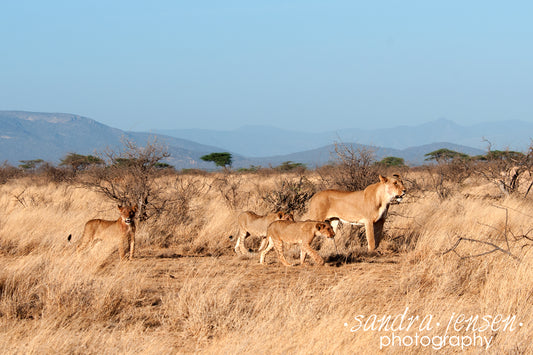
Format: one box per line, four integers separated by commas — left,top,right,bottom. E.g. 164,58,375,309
10,147,529,173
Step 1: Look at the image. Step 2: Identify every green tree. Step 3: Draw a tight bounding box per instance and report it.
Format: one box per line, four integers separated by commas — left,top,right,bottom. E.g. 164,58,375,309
425,148,469,162
275,161,306,171
484,150,524,161
60,153,104,172
18,159,44,171
378,156,406,167
200,152,233,168
154,162,174,170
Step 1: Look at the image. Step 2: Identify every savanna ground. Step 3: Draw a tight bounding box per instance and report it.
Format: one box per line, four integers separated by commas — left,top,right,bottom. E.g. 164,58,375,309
1,161,532,354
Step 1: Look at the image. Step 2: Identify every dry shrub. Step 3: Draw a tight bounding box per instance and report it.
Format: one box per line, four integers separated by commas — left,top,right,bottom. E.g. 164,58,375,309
141,175,208,248
474,149,533,197
258,175,316,215
0,162,23,184
422,159,473,199
211,172,251,210
35,163,75,184
79,139,172,223
318,142,379,191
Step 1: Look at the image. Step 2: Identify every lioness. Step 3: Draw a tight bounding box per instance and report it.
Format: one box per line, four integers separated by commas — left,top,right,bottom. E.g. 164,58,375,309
259,219,336,266
230,211,294,254
68,205,137,260
306,174,406,252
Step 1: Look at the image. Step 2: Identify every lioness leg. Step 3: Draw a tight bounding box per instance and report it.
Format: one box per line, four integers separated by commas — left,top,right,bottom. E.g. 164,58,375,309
118,241,126,260
77,223,95,252
259,237,274,264
302,244,324,266
299,246,307,265
329,218,341,234
373,218,385,250
364,220,376,251
235,231,251,254
258,237,268,252
129,235,135,260
273,239,291,266
76,234,90,252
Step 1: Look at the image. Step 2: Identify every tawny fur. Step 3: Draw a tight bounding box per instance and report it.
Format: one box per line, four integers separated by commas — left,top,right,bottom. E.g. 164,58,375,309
71,205,137,260
306,175,406,251
260,219,335,266
231,211,294,254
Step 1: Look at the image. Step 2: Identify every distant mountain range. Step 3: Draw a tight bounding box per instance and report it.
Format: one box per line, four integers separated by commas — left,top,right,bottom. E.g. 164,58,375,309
237,142,485,168
0,111,225,169
2,110,527,169
156,119,533,157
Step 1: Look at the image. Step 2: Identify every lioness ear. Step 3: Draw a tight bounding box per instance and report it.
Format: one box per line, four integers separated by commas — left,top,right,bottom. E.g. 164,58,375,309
379,175,387,183
117,204,123,210
132,206,138,212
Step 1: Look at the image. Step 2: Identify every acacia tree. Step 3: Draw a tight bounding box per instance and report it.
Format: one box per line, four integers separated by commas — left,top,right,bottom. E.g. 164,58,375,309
424,148,472,199
18,159,44,171
424,148,469,163
201,152,232,169
60,153,104,172
378,156,406,167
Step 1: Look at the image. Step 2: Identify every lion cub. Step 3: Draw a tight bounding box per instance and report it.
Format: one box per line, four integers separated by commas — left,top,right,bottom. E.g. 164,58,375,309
69,205,137,260
260,219,335,266
230,211,294,254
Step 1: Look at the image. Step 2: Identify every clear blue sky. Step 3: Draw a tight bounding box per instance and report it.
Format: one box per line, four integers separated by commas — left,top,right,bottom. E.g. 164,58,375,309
1,1,532,132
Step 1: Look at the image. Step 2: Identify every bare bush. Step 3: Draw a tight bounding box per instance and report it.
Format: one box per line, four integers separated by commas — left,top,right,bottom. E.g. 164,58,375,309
259,175,316,215
474,143,533,197
318,142,379,191
212,172,250,210
0,162,23,184
35,163,75,184
145,175,208,248
79,138,172,223
424,159,473,199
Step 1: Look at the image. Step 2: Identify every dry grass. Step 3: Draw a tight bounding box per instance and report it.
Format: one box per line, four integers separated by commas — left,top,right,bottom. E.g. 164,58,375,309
0,171,532,354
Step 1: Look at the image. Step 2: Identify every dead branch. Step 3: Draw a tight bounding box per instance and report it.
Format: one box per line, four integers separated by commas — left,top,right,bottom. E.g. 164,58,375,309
442,236,520,261
442,205,532,262
12,189,27,208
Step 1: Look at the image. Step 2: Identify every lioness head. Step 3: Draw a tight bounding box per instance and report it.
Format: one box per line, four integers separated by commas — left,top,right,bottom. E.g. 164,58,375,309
277,211,295,221
379,174,406,203
316,221,335,239
118,205,137,225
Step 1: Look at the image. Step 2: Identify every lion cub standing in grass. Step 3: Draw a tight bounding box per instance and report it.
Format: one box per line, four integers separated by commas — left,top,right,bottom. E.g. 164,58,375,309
230,211,294,254
68,205,137,260
259,219,336,266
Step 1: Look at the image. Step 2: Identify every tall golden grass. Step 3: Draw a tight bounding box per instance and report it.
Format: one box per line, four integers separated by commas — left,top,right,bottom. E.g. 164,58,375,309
0,171,531,354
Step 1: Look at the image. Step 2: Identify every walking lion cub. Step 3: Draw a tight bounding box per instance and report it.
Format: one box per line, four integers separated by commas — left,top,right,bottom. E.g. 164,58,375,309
230,211,294,254
259,219,336,266
69,205,137,260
